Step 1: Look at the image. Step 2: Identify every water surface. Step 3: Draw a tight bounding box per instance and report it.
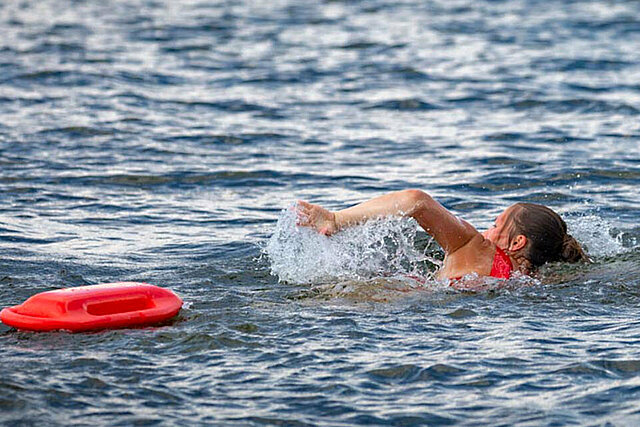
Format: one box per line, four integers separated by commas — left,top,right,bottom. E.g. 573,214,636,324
1,0,640,425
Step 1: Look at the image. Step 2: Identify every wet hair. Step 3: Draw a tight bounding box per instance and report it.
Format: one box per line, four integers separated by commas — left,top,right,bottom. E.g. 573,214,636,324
505,203,589,273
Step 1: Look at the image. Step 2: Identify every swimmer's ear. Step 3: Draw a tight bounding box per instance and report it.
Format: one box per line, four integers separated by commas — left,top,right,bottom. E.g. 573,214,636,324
509,234,527,252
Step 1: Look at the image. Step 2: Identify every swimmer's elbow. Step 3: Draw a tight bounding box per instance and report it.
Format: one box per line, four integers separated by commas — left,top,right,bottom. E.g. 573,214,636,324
401,189,436,217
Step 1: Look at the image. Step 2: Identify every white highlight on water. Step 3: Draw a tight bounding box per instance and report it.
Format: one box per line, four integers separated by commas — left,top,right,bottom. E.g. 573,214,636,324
265,203,431,284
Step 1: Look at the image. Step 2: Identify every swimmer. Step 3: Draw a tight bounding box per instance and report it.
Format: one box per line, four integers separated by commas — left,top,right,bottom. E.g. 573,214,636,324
296,190,589,281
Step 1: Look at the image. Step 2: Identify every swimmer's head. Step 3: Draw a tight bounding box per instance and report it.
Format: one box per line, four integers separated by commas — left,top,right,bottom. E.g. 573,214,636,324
485,203,589,273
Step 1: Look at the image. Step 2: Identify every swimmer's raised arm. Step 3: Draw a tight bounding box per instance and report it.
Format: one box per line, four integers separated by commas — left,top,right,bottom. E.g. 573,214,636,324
297,189,479,254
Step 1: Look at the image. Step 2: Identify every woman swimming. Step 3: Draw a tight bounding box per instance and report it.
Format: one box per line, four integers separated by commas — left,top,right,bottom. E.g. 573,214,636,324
296,189,588,281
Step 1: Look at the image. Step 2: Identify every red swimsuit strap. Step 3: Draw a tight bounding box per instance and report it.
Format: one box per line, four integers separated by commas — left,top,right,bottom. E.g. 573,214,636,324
490,246,513,279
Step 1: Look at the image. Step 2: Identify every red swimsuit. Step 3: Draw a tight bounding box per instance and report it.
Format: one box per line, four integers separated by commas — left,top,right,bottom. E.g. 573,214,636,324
489,246,513,279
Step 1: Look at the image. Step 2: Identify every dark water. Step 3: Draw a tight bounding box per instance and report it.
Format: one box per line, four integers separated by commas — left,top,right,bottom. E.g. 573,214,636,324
1,0,640,425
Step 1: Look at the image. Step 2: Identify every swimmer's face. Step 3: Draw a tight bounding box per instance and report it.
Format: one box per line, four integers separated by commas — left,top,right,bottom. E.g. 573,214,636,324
482,206,517,249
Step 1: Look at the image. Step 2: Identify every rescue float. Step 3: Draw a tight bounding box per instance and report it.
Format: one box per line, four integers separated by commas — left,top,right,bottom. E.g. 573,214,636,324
0,282,182,332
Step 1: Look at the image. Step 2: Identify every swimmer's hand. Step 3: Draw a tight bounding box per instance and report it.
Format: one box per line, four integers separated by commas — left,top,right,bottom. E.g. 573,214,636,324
296,200,338,236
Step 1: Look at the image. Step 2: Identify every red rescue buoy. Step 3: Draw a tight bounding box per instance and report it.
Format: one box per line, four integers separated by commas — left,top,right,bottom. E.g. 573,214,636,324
0,282,183,332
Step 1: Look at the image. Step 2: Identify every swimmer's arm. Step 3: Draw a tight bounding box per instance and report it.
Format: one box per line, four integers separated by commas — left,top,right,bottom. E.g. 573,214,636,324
297,191,417,235
298,190,478,253
336,189,478,253
403,190,479,254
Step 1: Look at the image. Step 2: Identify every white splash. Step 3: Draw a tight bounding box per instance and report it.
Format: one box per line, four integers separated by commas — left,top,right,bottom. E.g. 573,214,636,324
565,214,627,257
265,203,432,284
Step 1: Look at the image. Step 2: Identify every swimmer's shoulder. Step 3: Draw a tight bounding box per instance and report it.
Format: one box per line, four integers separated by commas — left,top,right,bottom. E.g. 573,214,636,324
440,233,496,278
448,229,494,257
